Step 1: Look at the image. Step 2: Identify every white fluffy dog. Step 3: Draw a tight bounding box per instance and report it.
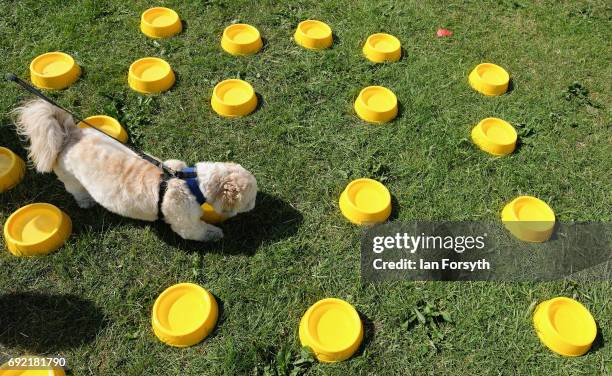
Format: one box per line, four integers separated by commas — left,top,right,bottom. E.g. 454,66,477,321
14,99,257,241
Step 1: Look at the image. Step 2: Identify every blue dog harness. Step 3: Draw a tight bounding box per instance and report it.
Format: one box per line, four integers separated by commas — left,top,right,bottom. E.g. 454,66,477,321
180,167,206,205
158,167,206,220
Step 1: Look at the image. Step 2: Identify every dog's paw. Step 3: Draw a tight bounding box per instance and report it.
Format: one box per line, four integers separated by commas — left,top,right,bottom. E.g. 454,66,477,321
203,225,224,242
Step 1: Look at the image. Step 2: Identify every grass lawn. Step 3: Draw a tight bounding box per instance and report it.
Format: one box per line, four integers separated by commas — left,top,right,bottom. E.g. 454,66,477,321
1,0,611,375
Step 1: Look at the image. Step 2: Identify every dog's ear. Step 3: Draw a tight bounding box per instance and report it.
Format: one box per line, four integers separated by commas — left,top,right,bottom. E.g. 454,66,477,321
220,180,240,210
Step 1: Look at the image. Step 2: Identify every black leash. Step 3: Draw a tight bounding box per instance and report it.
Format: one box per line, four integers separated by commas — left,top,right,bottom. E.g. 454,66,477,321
5,73,179,178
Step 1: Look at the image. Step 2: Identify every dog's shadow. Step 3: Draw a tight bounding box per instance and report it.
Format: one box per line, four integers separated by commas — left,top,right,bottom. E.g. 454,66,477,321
0,123,26,158
70,191,302,256
152,191,303,255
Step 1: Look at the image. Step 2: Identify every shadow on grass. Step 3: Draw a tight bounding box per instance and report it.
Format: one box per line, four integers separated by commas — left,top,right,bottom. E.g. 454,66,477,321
0,123,26,158
66,191,301,256
388,194,401,222
400,46,408,61
260,37,269,53
506,78,515,94
354,311,375,358
513,137,525,154
590,323,605,354
152,191,303,255
331,32,341,47
202,292,224,342
253,92,265,114
0,292,106,353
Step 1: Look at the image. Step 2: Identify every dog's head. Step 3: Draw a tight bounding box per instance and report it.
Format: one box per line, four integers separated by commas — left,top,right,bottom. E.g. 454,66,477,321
198,162,257,217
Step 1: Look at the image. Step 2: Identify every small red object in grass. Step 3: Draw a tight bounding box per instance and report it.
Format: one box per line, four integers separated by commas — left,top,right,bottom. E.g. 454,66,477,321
436,28,453,37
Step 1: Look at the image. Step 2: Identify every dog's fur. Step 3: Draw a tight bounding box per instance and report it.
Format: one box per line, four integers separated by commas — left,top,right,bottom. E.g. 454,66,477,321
14,99,257,241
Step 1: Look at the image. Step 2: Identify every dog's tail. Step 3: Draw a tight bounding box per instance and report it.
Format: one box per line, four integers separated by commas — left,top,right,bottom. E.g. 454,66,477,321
13,99,77,172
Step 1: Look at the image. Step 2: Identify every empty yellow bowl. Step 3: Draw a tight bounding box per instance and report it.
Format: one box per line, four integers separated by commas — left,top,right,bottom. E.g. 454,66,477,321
299,298,363,362
128,57,175,94
0,356,66,376
0,147,25,193
140,7,182,39
152,283,218,347
3,203,72,256
30,52,80,90
469,63,510,96
201,203,228,224
533,297,597,356
78,115,128,143
471,117,517,156
501,196,555,242
339,178,391,225
221,24,263,56
294,20,333,50
363,33,401,63
354,86,398,123
211,79,258,117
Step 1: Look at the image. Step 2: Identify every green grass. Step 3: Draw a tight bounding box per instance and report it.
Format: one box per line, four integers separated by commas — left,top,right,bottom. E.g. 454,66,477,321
1,0,611,375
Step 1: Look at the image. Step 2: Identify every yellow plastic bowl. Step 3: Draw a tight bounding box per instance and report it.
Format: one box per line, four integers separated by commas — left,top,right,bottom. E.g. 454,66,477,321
30,52,80,90
152,283,218,347
201,203,228,224
469,63,509,96
533,297,597,356
339,178,391,225
221,24,263,56
140,7,182,39
211,79,258,117
128,57,175,94
501,196,555,243
3,203,72,257
294,20,333,50
0,147,25,193
354,86,398,123
299,298,363,362
0,356,66,376
363,33,401,63
471,117,517,156
78,115,128,143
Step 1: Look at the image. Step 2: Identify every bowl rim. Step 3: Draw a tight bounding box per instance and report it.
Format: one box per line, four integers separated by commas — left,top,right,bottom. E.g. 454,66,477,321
357,86,397,112
141,6,180,28
29,52,75,78
222,23,261,44
152,282,215,338
342,178,391,214
128,57,172,82
508,195,555,222
80,115,121,127
212,79,255,105
79,115,124,138
476,117,517,146
296,20,332,40
365,33,401,52
0,147,18,179
301,298,363,355
5,203,64,247
473,63,510,84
